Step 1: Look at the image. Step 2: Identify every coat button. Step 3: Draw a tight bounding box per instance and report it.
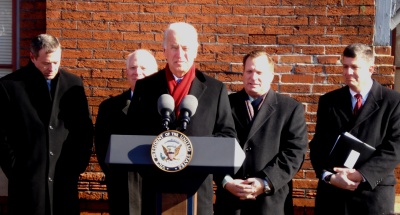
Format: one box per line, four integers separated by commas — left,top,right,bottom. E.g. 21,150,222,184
49,125,53,130
245,147,252,151
49,151,54,156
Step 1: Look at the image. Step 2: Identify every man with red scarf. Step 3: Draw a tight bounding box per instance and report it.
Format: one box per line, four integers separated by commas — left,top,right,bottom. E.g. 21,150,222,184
127,22,236,215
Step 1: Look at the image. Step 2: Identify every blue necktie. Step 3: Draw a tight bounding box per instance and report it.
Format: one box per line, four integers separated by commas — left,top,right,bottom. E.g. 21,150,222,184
251,97,262,114
47,80,51,92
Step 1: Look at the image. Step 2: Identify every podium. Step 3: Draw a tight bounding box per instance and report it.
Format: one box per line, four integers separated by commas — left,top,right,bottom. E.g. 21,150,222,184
106,134,245,215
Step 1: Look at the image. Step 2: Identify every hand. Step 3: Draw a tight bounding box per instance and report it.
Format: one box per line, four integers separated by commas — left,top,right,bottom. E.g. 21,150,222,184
225,177,264,200
330,167,361,191
333,167,363,182
239,178,264,200
347,169,363,183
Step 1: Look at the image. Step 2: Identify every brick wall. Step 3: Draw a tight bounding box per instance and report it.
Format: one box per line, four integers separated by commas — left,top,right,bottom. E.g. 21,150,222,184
19,0,47,65
1,0,397,215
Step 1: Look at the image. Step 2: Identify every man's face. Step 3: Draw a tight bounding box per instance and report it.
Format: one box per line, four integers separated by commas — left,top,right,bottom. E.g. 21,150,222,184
30,48,62,80
163,30,198,77
243,55,274,98
126,54,157,90
342,56,373,92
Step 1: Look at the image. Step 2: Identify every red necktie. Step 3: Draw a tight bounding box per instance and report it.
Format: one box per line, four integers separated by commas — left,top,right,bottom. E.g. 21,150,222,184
353,94,362,115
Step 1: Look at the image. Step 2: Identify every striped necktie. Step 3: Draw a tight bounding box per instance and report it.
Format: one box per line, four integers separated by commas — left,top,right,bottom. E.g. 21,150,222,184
353,94,362,115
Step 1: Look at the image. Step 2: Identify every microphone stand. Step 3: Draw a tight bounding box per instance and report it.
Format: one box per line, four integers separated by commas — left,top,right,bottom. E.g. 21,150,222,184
177,111,190,132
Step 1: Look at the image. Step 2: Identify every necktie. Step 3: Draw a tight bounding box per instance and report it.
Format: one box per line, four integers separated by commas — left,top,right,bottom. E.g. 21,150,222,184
47,80,51,92
353,94,362,115
176,78,182,85
251,97,262,116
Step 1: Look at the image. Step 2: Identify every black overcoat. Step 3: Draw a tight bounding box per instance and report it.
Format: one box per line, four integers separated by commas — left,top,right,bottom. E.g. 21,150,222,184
0,61,93,215
214,89,308,215
309,80,400,215
95,90,137,215
126,69,236,215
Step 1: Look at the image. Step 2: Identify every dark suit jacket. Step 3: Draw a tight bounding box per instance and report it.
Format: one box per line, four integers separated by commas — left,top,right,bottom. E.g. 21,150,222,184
309,80,400,215
95,90,137,215
127,69,236,215
214,89,308,215
0,61,93,215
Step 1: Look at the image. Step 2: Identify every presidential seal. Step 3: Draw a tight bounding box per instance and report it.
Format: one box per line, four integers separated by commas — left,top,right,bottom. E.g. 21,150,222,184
151,130,193,172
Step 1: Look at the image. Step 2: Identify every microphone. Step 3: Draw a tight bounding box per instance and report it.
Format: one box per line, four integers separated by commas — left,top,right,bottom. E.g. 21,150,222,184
157,94,175,130
178,95,198,131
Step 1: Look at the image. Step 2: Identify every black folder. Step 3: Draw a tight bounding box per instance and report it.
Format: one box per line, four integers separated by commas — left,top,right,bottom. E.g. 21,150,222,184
327,132,375,171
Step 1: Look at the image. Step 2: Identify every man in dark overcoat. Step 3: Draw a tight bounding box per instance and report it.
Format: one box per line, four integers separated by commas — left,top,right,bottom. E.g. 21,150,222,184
214,50,308,215
95,49,158,215
310,43,400,215
0,34,93,215
126,22,236,215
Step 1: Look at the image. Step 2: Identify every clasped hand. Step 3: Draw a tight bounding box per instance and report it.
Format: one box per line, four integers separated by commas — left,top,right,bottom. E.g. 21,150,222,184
225,178,264,200
330,167,363,191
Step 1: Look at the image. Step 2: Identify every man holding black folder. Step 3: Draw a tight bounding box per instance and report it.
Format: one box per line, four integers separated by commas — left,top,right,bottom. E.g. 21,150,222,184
310,43,400,215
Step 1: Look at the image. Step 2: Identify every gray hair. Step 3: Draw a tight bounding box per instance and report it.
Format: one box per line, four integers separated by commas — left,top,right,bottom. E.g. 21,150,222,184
163,22,199,49
126,49,158,74
30,34,61,58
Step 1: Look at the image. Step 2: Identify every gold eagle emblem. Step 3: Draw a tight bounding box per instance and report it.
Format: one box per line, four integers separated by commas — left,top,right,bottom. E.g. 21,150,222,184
162,144,182,161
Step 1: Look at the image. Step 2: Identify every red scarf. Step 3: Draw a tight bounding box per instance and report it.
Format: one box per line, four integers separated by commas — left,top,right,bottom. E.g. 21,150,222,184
166,64,196,117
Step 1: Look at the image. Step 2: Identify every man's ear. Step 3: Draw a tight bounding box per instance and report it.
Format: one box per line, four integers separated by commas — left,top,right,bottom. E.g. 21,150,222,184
267,71,274,84
369,65,375,74
29,52,35,61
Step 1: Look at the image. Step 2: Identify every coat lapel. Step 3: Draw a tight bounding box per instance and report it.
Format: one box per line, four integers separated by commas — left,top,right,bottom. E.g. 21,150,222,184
158,70,171,95
25,64,53,124
188,70,207,101
51,71,66,118
231,90,251,131
246,89,276,142
351,81,381,130
327,87,353,132
121,90,132,115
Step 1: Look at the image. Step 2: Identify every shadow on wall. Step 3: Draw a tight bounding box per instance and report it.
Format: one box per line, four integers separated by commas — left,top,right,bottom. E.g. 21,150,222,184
0,168,7,196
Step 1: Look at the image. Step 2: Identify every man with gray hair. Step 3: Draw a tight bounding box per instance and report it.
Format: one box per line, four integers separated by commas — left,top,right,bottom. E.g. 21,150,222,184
0,34,93,215
95,49,158,215
127,22,236,215
310,43,400,215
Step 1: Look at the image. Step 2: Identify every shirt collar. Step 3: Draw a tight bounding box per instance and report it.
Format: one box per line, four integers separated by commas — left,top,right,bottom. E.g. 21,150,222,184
349,79,373,99
247,92,267,102
172,74,183,81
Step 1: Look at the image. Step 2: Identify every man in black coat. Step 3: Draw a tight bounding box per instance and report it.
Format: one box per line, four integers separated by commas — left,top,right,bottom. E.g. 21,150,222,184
0,34,93,215
310,43,400,215
214,50,308,215
127,22,236,215
95,49,158,215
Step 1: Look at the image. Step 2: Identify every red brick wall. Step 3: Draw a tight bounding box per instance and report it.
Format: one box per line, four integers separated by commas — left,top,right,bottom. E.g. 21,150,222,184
1,0,397,215
19,0,47,65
